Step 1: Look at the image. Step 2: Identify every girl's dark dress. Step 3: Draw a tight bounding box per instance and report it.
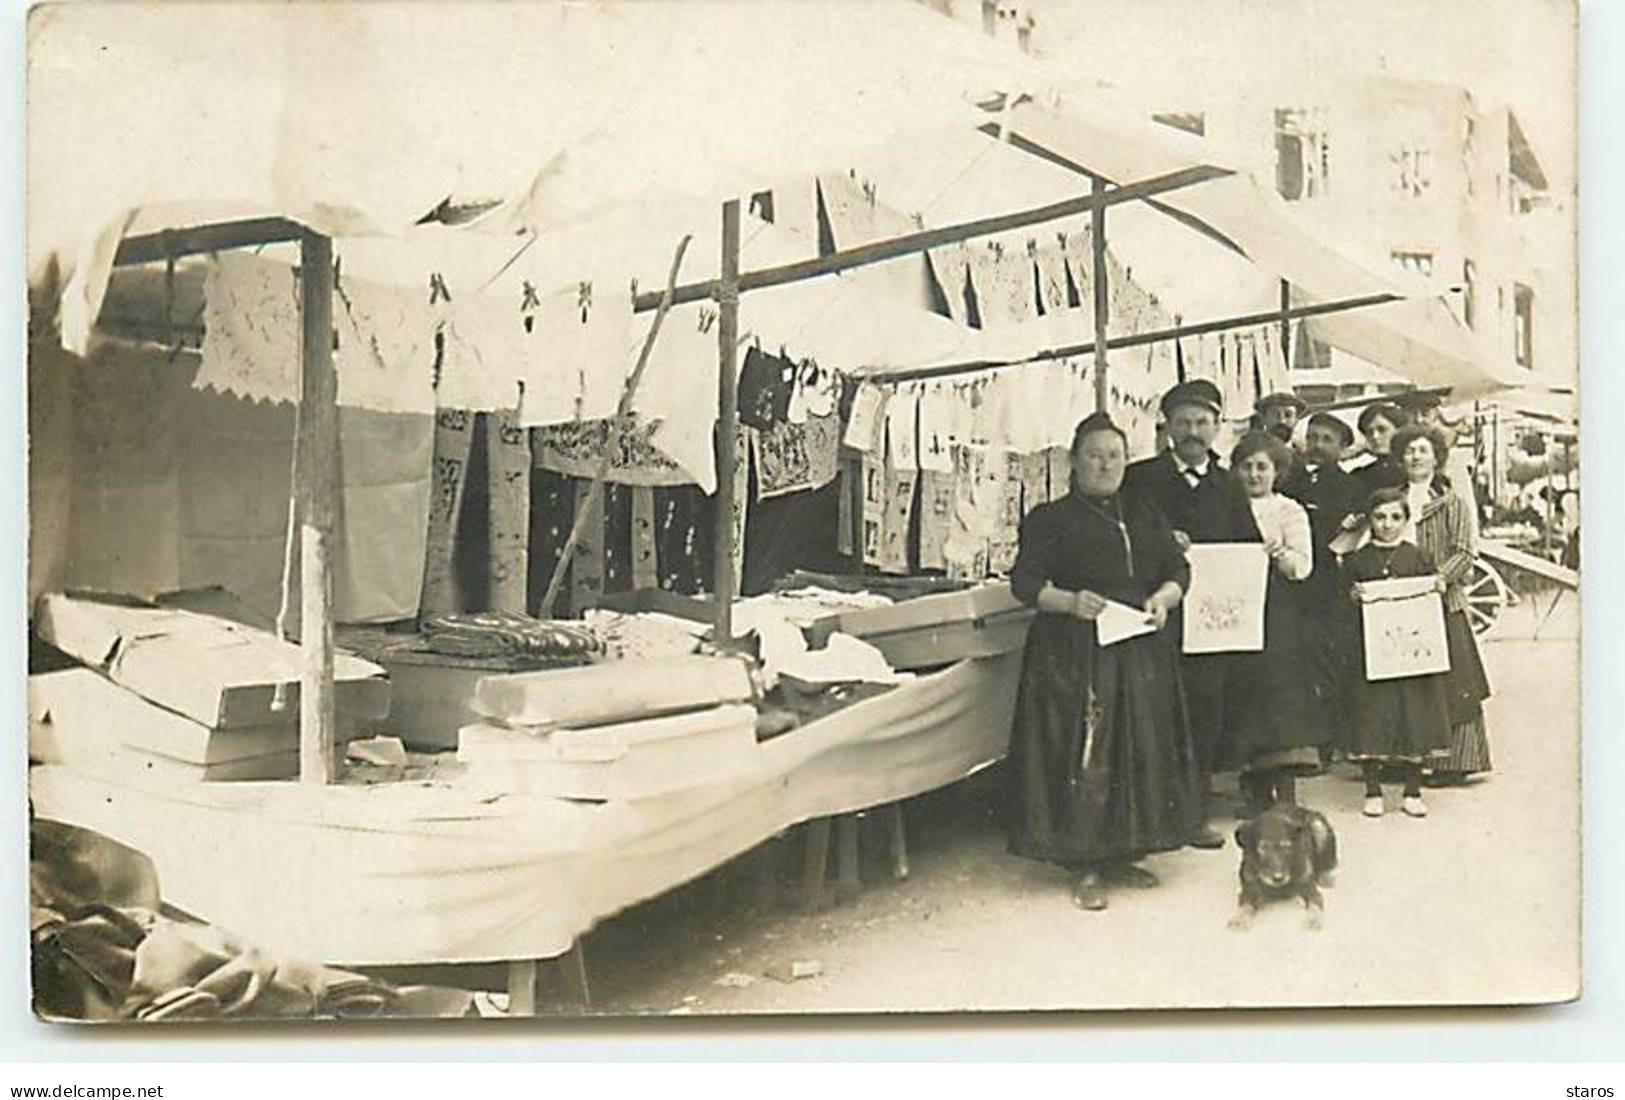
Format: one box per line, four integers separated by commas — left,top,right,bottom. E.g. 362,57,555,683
1339,542,1451,763
1006,491,1203,866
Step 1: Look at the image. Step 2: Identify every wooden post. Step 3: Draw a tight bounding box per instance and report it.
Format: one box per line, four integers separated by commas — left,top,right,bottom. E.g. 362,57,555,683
1279,279,1294,372
712,199,742,643
297,231,337,785
1090,176,1110,413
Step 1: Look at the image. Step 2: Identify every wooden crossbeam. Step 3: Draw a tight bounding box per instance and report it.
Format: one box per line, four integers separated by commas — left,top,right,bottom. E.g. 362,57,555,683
629,165,1233,313
113,217,304,268
862,292,1403,384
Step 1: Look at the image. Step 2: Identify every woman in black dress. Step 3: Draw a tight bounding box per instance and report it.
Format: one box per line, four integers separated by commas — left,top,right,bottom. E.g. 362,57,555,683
1006,413,1202,912
1349,402,1409,498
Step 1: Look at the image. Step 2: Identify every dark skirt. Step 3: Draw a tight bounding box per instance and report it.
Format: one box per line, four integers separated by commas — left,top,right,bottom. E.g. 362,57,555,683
1343,669,1451,764
1303,587,1356,745
1441,608,1491,723
1179,652,1228,775
1219,572,1324,773
1432,609,1492,774
1006,615,1203,867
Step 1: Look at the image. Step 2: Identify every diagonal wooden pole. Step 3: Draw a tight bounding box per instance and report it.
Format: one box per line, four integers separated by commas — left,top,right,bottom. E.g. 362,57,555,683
539,235,693,617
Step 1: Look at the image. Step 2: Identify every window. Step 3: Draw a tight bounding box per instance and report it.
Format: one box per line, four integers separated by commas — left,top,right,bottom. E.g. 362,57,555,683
1514,283,1534,367
1152,111,1206,137
1391,146,1433,197
749,190,775,224
1462,259,1477,329
1275,108,1330,200
1391,250,1435,279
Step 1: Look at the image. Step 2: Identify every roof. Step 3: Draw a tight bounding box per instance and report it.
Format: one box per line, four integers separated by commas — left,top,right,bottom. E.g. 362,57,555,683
1507,110,1552,192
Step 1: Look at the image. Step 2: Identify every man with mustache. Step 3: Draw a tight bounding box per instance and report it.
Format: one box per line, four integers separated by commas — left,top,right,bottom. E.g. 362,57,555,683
1124,379,1262,849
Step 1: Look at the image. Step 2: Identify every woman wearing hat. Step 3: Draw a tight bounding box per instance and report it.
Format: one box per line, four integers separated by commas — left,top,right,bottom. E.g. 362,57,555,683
1391,422,1493,782
1006,413,1203,911
1349,402,1409,497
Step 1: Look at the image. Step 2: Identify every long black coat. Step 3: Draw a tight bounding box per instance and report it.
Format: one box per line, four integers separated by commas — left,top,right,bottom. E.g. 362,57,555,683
1281,461,1364,610
1123,450,1262,546
1279,460,1365,742
1122,450,1261,773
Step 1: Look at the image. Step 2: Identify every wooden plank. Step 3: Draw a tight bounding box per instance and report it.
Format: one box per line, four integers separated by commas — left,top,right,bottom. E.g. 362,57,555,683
112,217,304,268
799,817,832,913
296,231,338,785
1090,176,1110,412
630,165,1233,313
506,959,539,1017
884,802,909,880
866,292,1403,385
1479,540,1579,589
712,199,742,643
835,814,861,900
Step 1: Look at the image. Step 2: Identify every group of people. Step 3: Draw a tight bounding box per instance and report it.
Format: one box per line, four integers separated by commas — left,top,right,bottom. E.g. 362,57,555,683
1005,379,1493,911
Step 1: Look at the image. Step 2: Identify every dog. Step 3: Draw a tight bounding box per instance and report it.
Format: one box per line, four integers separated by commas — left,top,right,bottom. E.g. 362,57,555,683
1228,803,1338,931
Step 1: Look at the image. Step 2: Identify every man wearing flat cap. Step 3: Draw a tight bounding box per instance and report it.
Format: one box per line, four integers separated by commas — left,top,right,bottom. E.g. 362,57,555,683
1255,391,1309,482
1281,411,1364,748
1124,379,1262,849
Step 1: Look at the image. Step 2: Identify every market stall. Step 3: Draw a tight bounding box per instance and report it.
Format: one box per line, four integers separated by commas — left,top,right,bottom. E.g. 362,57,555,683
27,0,1526,1017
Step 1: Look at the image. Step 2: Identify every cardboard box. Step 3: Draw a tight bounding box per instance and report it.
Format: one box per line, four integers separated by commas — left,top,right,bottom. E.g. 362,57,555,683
806,582,1034,670
35,593,390,729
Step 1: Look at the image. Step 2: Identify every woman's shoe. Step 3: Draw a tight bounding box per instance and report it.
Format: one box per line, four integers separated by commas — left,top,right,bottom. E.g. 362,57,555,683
1072,872,1108,911
1362,795,1384,817
1401,795,1429,818
1189,824,1226,849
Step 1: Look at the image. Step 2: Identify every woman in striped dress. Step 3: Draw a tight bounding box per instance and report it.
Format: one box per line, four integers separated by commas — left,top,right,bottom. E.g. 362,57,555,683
1391,424,1492,782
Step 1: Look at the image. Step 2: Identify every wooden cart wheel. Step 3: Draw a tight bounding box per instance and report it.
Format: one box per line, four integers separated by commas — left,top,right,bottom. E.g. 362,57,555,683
1463,557,1511,634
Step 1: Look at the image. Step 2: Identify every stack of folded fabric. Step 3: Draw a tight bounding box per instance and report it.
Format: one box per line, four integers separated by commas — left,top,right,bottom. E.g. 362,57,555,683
458,654,763,801
30,594,390,782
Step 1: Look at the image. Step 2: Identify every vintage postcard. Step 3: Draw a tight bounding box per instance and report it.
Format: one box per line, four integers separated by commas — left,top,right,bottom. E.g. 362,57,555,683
24,0,1577,1023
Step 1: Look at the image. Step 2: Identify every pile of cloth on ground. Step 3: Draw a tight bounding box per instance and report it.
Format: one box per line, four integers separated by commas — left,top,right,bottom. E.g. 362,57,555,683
30,818,473,1021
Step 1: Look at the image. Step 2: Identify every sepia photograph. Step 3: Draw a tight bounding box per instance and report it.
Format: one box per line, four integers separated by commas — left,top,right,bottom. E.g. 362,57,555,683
21,0,1579,1025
